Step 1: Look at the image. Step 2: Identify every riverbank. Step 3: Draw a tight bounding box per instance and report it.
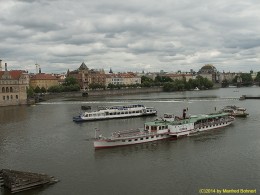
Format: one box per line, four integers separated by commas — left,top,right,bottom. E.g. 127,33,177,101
37,87,164,101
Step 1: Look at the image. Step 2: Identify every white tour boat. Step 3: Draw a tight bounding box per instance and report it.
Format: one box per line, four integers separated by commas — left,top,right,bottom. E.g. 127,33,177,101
73,104,157,122
94,112,235,149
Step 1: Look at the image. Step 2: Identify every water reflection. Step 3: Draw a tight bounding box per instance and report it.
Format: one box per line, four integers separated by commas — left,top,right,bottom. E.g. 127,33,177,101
93,139,175,159
0,106,28,124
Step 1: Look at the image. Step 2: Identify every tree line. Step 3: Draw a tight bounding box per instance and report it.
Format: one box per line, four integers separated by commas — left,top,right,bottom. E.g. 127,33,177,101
222,72,260,87
141,75,214,92
27,75,214,97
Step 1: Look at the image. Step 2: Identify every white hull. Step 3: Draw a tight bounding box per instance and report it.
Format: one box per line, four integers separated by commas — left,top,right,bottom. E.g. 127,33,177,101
190,120,233,135
94,133,171,149
73,104,157,122
76,112,156,122
93,113,235,149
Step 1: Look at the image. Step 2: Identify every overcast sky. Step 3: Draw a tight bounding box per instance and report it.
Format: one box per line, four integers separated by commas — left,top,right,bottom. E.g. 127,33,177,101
0,0,260,73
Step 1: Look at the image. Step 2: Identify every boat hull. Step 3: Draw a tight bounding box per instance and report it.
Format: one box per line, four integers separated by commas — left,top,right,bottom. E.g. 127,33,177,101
94,133,171,149
73,112,157,122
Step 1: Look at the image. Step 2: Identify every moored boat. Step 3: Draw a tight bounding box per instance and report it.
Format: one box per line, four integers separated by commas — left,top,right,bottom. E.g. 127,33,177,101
221,105,249,117
94,112,235,149
73,104,157,122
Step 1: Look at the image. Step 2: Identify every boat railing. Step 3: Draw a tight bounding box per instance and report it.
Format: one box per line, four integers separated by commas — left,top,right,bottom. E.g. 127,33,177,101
110,130,159,139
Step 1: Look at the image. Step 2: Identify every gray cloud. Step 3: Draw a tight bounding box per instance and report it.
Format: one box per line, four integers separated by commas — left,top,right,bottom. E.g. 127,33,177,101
0,0,260,73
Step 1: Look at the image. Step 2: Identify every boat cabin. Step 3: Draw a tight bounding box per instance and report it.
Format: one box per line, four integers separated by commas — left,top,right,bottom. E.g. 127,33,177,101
163,113,175,121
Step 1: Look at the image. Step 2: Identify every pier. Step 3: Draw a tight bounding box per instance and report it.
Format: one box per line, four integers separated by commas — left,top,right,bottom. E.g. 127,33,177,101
239,95,260,100
0,169,58,193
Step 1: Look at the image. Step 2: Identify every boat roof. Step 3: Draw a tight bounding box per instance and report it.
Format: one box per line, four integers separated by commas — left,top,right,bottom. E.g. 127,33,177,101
145,112,229,126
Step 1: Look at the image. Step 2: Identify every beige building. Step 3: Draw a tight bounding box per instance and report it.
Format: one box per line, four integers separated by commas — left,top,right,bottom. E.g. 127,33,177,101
166,73,194,81
30,73,59,90
67,62,106,90
106,73,141,86
0,61,29,106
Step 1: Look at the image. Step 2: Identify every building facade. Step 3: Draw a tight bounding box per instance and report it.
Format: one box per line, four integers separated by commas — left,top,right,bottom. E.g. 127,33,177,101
30,73,59,90
198,64,219,82
166,73,194,81
67,62,106,90
0,61,29,106
105,73,141,86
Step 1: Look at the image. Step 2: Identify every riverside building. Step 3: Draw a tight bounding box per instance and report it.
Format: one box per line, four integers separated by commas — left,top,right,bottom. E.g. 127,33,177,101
0,60,29,106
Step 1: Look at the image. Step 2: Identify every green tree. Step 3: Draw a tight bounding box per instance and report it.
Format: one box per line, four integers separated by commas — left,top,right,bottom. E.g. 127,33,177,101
155,76,173,83
27,86,34,97
254,72,260,82
34,86,41,93
64,76,78,86
41,87,47,93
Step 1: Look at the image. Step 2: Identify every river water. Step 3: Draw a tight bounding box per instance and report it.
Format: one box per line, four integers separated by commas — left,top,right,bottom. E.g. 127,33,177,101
0,87,259,195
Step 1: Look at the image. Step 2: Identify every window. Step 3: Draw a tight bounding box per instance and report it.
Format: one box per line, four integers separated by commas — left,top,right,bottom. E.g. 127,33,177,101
134,139,138,141
2,87,5,93
16,95,18,99
10,87,13,92
128,140,132,142
11,95,13,99
140,138,143,140
6,87,9,93
7,95,9,100
3,96,5,100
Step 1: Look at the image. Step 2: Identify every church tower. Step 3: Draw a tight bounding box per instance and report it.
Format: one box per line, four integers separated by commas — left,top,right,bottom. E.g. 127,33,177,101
0,59,2,71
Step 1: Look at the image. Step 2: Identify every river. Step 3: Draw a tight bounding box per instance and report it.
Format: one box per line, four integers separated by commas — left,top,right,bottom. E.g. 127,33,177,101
0,87,259,195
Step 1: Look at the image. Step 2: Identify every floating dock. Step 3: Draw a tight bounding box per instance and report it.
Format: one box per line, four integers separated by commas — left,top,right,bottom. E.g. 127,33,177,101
240,95,260,100
0,169,58,193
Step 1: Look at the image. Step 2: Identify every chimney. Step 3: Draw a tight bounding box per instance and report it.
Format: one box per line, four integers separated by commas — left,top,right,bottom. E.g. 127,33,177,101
0,59,2,71
5,63,7,71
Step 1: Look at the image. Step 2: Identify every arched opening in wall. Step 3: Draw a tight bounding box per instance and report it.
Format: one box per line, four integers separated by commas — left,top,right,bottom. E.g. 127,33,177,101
2,87,5,93
10,87,13,92
11,95,13,99
3,96,5,100
16,95,19,99
6,87,9,93
7,95,9,100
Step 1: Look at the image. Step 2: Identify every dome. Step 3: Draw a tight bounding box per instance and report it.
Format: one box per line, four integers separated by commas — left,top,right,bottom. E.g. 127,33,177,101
199,64,217,73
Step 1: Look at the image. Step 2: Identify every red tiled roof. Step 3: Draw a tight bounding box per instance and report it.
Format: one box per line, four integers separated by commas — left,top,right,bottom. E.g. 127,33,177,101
30,73,58,80
0,70,25,79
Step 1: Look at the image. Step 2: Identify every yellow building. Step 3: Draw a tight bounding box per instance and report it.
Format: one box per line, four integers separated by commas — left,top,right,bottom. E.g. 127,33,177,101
106,73,141,86
0,61,29,106
30,73,59,90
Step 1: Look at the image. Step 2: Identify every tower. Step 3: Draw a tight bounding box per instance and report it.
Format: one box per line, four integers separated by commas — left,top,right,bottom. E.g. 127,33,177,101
35,63,40,74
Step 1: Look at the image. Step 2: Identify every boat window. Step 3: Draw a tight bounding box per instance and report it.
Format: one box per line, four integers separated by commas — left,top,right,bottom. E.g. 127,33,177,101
146,126,149,130
128,140,132,142
151,126,157,131
121,112,124,114
122,140,125,142
146,137,149,139
140,138,143,140
89,114,92,117
151,136,154,138
134,139,138,141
